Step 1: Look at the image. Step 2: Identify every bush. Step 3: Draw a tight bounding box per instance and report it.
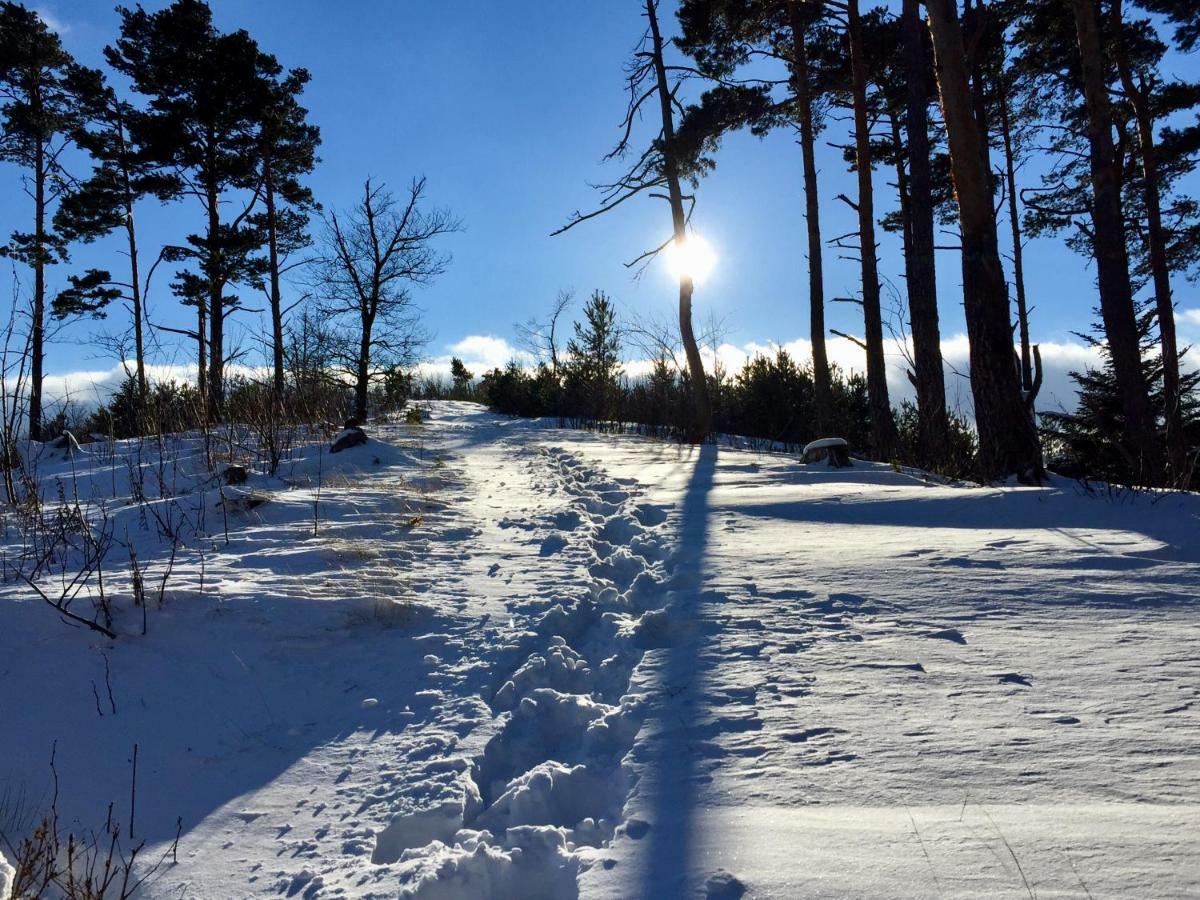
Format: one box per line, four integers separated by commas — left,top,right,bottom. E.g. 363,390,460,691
85,377,203,439
895,400,978,480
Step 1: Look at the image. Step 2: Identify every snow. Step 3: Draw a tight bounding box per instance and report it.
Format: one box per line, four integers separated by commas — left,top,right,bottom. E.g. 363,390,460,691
1,401,1198,898
801,436,848,453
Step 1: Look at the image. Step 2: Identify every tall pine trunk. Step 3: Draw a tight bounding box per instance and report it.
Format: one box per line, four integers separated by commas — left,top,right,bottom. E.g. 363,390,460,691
901,0,949,466
789,1,833,431
997,77,1033,398
205,148,224,423
1112,0,1185,482
115,109,147,411
264,156,286,406
647,0,710,440
29,139,46,442
125,212,146,415
196,294,207,411
848,0,897,459
925,0,1043,481
1070,0,1159,483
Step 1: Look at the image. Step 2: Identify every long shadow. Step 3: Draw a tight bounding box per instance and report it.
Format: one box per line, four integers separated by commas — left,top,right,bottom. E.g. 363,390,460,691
642,442,718,898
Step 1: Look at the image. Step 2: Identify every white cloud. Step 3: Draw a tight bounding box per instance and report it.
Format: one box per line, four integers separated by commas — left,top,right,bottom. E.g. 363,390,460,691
39,362,269,412
34,332,1123,420
442,335,531,372
1180,308,1200,328
33,7,69,33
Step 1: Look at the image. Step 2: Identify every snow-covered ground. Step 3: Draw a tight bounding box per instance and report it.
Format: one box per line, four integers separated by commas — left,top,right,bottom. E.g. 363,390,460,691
2,401,1198,898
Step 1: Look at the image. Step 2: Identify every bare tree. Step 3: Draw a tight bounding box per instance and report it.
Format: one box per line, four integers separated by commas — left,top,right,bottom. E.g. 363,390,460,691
554,0,712,441
311,177,459,422
515,289,574,375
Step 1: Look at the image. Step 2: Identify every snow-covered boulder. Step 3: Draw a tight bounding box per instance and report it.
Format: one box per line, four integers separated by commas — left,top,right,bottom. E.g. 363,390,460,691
331,426,368,453
802,436,851,467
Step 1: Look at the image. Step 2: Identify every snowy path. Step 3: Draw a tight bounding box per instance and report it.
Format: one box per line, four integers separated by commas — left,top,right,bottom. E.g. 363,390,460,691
3,402,1198,898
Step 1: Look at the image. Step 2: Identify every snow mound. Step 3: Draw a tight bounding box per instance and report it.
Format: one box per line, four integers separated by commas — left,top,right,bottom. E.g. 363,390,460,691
476,760,620,839
393,827,581,900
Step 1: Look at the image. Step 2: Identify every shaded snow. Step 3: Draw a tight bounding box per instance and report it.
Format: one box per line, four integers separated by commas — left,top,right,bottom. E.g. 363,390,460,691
1,402,1198,898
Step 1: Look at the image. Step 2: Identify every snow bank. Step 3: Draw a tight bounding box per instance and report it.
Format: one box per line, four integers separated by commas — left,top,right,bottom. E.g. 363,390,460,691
393,827,582,900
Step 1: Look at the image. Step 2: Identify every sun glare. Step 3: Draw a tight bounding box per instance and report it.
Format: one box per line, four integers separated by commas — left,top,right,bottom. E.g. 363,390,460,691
664,234,717,284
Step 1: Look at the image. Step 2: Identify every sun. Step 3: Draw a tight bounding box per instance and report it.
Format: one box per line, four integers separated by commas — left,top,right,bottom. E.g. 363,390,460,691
663,233,717,284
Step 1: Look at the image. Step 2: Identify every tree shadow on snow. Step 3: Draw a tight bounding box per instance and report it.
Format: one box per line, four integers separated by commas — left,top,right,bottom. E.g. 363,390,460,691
641,442,718,898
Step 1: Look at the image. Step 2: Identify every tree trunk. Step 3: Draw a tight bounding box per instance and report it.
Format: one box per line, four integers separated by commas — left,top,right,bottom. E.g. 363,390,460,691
115,110,147,415
902,0,950,467
355,320,370,423
789,1,833,431
997,77,1033,398
848,0,897,459
1112,0,1185,482
647,0,711,441
962,0,994,177
205,149,223,423
925,0,1043,481
29,139,46,442
196,295,207,413
1070,0,1159,483
264,156,286,406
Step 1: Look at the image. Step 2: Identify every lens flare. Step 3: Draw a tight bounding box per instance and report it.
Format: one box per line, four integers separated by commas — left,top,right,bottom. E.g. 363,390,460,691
663,234,717,284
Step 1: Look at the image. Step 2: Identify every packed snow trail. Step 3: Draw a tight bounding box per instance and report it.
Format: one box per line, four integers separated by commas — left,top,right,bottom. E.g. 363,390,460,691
1,402,1198,898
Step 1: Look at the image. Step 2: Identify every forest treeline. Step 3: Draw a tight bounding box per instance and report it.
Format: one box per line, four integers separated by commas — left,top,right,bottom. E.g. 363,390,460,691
543,0,1199,488
1,0,1199,489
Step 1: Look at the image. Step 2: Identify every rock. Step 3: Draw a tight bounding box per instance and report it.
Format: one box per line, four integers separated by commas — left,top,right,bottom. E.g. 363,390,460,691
223,464,248,485
50,431,81,457
331,426,368,454
705,869,746,899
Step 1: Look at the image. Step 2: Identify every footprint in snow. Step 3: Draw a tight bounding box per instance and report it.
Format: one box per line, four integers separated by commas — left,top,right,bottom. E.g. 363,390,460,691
997,672,1033,687
925,627,966,644
539,534,567,556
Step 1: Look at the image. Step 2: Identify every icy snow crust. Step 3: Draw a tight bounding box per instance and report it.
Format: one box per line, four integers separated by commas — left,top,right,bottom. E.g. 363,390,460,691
1,402,1198,898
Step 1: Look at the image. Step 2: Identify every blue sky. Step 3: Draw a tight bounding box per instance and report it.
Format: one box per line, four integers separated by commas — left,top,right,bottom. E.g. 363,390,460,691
5,0,1200,413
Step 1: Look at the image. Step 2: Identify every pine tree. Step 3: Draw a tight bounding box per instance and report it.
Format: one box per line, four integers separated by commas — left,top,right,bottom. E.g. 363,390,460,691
1042,303,1200,488
450,357,474,398
251,65,320,406
924,0,1044,481
53,65,168,412
106,0,276,421
1069,0,1160,482
564,291,621,423
0,2,84,440
676,0,837,431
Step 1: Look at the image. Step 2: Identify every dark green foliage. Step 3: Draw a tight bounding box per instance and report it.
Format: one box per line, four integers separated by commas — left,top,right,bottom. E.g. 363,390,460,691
449,357,474,399
51,269,122,319
106,0,285,414
1041,332,1200,489
896,401,978,480
562,291,620,423
86,376,203,438
481,346,874,453
1133,0,1200,52
373,365,413,414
